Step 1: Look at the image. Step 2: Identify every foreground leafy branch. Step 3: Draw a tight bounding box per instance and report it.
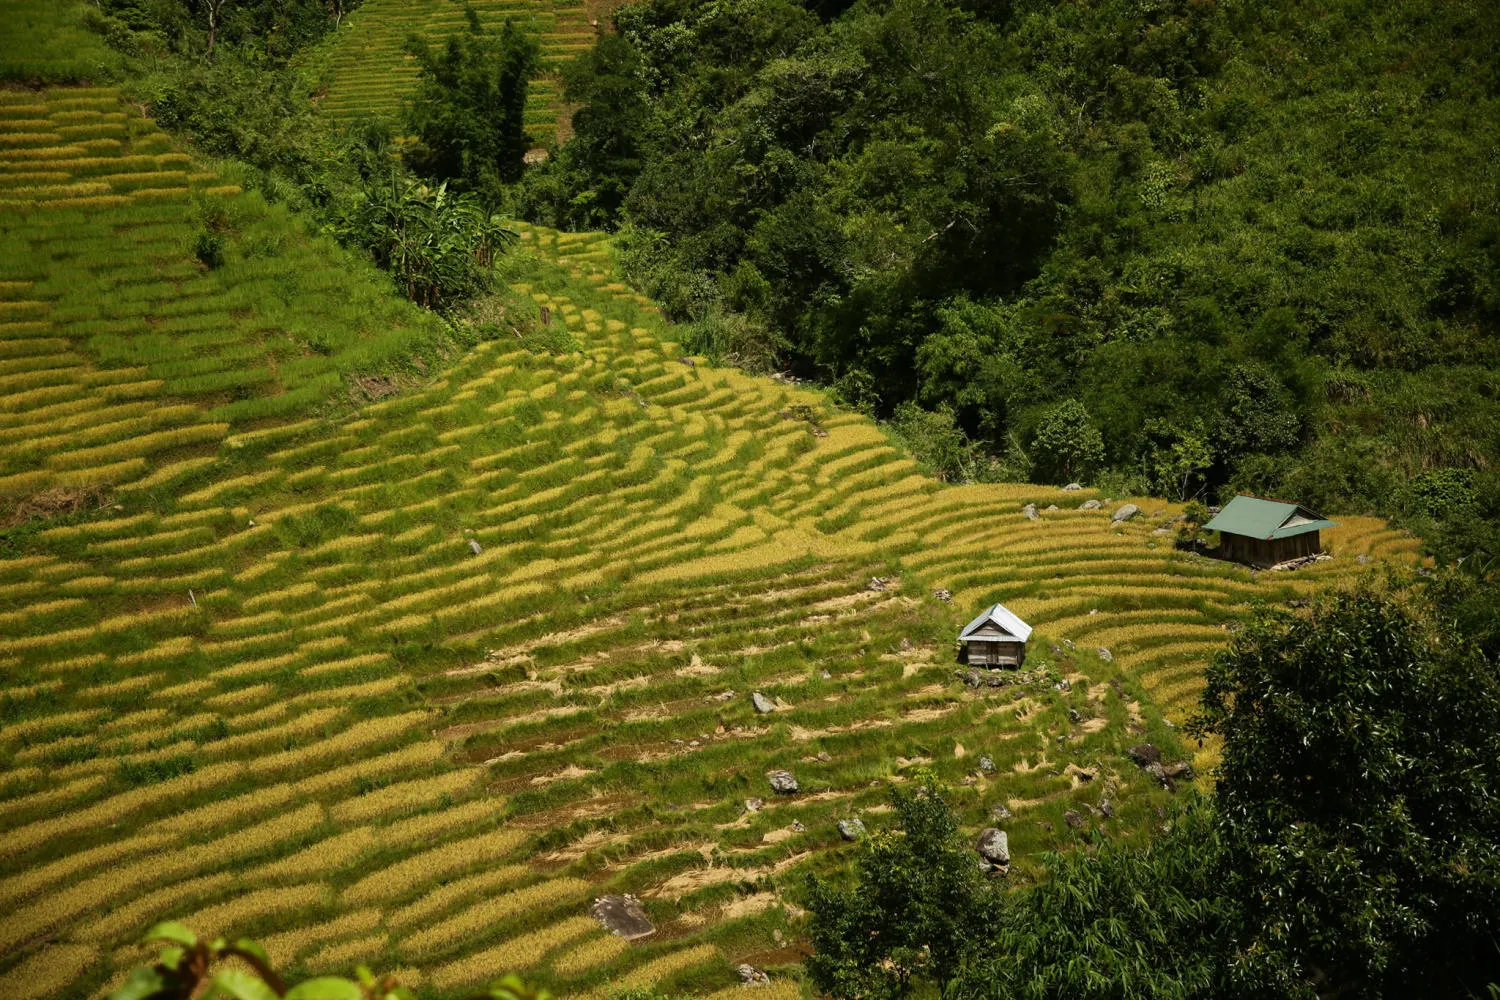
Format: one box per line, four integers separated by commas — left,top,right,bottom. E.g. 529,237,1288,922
110,922,548,1000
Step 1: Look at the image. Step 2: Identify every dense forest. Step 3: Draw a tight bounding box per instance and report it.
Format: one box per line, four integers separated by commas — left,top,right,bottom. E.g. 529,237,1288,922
520,0,1500,554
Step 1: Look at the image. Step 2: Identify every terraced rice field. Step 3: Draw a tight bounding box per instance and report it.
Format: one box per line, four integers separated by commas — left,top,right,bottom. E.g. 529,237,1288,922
308,0,595,144
0,87,447,500
0,89,1424,1000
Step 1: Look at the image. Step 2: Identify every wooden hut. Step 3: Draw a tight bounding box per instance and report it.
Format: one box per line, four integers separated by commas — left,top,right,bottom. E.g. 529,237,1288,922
958,603,1031,668
1203,495,1338,567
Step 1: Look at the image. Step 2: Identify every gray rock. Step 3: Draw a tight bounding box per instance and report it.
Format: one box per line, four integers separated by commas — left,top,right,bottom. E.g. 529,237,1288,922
1080,499,1102,510
1022,503,1039,521
990,803,1012,821
985,673,1005,688
737,964,770,986
1045,504,1059,512
816,751,832,762
821,669,832,680
709,689,735,702
1063,482,1083,491
1127,743,1162,767
1097,647,1113,663
837,818,866,841
1099,798,1114,818
978,754,996,773
868,576,891,591
1112,503,1141,523
1064,810,1085,829
468,539,484,556
964,668,984,688
1144,761,1172,788
744,797,764,812
1068,708,1082,723
791,819,806,832
768,770,798,794
933,588,953,602
1163,761,1196,782
976,828,1010,865
591,894,655,940
751,692,776,714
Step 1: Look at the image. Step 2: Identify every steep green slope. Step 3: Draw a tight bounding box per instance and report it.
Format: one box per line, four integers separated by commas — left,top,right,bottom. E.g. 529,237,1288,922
0,86,450,502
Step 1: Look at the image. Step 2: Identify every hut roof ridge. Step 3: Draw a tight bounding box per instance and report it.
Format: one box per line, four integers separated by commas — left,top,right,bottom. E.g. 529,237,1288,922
1203,494,1338,540
959,602,1032,641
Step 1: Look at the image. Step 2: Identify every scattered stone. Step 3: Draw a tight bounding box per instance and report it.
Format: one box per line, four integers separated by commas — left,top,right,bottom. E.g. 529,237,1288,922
247,518,257,528
1099,798,1114,819
816,751,832,762
737,964,770,986
1271,553,1335,571
990,803,1012,821
468,539,484,556
1097,647,1113,663
1068,708,1082,723
964,668,984,688
1022,503,1039,521
744,797,764,812
985,673,1005,688
1286,597,1310,608
1054,678,1072,692
1145,761,1172,789
1357,553,1369,565
678,356,697,367
1063,482,1083,491
709,690,736,703
1127,743,1162,767
978,754,996,773
768,770,799,794
1064,810,1085,829
1050,643,1063,655
933,588,953,602
1111,503,1141,523
791,819,806,832
591,894,655,940
820,669,832,680
751,692,777,714
688,740,700,748
1152,527,1173,536
837,818,866,841
1163,761,1196,782
976,828,1010,866
1207,505,1221,515
899,637,914,651
1045,504,1059,512
1080,500,1102,512
868,576,891,591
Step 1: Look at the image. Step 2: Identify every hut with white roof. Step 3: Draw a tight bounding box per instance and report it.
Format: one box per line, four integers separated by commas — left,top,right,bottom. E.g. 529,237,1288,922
958,602,1031,668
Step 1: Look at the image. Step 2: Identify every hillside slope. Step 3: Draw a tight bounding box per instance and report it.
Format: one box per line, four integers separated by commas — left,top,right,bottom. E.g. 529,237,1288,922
307,0,595,144
0,159,1418,1000
0,85,450,502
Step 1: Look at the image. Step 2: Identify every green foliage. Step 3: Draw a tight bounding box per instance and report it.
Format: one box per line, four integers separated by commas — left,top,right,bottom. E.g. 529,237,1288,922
804,773,1002,1000
535,0,1500,539
108,923,550,1000
888,403,980,484
331,173,517,310
1194,592,1500,997
404,9,542,203
1028,399,1104,486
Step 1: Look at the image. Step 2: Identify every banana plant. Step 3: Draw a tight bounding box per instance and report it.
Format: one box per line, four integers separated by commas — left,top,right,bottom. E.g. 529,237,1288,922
109,922,549,1000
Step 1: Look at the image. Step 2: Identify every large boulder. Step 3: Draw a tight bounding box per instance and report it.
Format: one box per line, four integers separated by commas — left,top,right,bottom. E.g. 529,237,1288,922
1164,761,1196,782
1022,503,1039,521
1112,503,1141,523
837,818,866,841
768,770,799,794
976,827,1010,865
592,894,655,940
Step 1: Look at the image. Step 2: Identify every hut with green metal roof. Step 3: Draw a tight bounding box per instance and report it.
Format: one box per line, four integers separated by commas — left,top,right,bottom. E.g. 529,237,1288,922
1203,495,1338,567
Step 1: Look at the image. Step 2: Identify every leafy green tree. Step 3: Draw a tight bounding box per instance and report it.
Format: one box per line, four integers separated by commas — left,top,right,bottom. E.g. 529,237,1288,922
1194,593,1500,997
959,796,1237,1000
1029,398,1104,484
404,9,541,202
332,172,515,310
804,773,1001,1000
